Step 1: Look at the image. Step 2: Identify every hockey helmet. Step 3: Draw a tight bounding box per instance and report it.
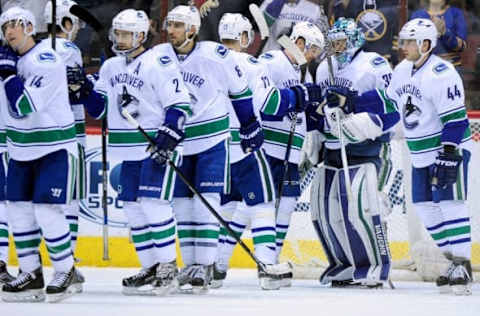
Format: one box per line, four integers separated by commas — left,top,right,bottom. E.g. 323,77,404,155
109,9,149,56
328,18,365,67
398,18,437,54
290,21,325,52
0,6,36,37
218,13,254,48
44,0,85,41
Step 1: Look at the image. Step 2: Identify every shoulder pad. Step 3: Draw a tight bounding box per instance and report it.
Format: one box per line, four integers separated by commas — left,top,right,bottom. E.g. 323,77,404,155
260,53,274,60
158,55,173,66
215,44,229,58
247,56,259,64
370,56,387,67
433,63,448,74
36,52,57,63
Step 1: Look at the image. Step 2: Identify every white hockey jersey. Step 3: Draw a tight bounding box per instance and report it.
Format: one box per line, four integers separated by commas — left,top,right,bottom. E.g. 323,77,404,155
386,54,472,168
316,51,393,150
259,50,311,164
260,0,324,53
1,44,77,161
94,44,191,161
38,37,86,147
0,82,6,155
166,41,253,156
228,51,279,163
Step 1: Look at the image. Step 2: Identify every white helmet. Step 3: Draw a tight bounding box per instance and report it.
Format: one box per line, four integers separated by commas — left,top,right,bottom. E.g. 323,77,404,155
0,6,36,37
218,13,253,49
399,18,437,58
290,22,325,52
166,5,201,49
45,0,84,41
109,9,149,56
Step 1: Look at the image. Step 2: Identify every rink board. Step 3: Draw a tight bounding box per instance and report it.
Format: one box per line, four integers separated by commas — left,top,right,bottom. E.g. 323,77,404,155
5,131,480,268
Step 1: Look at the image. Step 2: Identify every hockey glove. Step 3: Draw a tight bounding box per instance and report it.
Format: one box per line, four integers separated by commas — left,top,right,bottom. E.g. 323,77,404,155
431,146,462,189
67,65,94,104
239,117,264,153
192,0,220,17
0,45,18,80
325,86,357,114
289,83,324,113
147,124,185,165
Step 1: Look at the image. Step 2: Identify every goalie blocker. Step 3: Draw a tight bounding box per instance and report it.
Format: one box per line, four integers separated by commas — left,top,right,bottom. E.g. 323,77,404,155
310,162,391,287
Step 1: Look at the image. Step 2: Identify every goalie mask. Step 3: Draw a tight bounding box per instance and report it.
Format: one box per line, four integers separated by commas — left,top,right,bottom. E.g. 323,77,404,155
328,18,365,69
0,6,36,51
398,18,437,63
166,5,201,49
109,9,149,56
45,0,85,41
218,13,254,49
290,21,325,56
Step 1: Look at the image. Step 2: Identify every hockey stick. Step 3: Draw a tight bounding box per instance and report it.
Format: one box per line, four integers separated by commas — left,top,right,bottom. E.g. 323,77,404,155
50,0,56,50
249,3,270,57
121,109,291,276
67,3,109,260
274,35,307,213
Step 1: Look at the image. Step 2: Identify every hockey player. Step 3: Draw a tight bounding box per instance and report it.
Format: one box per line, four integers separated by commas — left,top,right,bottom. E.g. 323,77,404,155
41,0,85,261
0,7,80,302
258,22,324,272
165,5,265,293
72,9,192,296
213,13,320,290
383,18,472,295
309,18,397,288
0,81,14,286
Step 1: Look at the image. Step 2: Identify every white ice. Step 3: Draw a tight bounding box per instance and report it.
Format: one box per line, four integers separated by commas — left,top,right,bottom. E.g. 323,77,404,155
1,267,479,316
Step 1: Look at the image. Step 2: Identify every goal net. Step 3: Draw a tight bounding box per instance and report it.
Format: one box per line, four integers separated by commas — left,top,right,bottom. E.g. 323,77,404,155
281,111,480,281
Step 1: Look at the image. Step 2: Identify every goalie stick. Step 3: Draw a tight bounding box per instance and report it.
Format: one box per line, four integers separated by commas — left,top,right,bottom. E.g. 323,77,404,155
121,109,292,278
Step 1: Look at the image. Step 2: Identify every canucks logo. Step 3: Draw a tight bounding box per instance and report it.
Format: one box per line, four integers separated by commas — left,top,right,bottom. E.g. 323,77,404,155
37,52,56,62
216,44,228,58
158,55,172,66
260,53,273,60
402,96,421,130
248,56,259,64
118,86,140,119
371,56,386,67
433,63,448,74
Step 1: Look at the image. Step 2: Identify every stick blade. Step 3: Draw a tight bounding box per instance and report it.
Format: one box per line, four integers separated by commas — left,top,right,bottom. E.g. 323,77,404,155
249,4,269,39
278,35,307,66
70,4,103,32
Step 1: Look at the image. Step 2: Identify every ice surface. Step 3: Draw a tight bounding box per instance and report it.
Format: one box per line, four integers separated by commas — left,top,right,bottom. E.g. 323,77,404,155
1,267,479,316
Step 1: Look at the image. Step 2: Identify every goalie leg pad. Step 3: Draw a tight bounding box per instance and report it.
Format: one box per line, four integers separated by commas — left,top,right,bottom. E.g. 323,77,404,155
311,166,353,283
338,163,391,283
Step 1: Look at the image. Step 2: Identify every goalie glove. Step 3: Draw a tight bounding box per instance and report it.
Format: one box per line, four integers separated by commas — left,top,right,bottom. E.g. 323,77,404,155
325,107,383,144
190,0,219,18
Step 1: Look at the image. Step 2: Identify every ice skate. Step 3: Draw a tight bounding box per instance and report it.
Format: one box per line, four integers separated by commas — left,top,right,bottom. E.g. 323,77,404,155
210,263,227,289
2,266,45,302
46,266,82,303
121,263,158,296
152,261,178,296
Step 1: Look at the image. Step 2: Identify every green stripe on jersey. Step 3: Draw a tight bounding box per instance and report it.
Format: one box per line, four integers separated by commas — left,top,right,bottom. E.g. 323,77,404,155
109,130,156,145
7,125,76,144
262,88,281,116
185,116,229,140
378,89,398,113
0,131,6,145
440,108,467,124
75,123,86,136
263,127,304,149
406,128,471,153
229,87,253,100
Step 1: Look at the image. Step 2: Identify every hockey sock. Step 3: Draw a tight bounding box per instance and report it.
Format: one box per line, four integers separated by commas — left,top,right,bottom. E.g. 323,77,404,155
439,200,471,260
275,197,297,259
250,202,276,265
0,202,9,263
8,202,42,272
64,199,79,255
193,193,220,265
141,198,176,263
124,201,156,269
414,202,451,255
216,201,236,264
35,204,74,272
173,197,195,266
217,205,248,269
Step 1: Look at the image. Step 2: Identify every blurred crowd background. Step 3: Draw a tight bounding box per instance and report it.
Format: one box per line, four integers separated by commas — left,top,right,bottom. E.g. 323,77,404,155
1,0,480,110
